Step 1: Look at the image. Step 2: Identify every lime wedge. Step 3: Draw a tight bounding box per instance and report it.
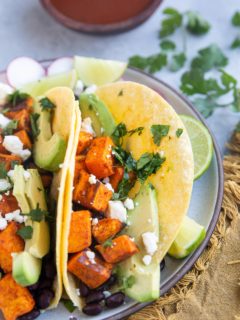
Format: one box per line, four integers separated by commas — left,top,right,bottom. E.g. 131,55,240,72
180,114,213,180
20,70,77,97
74,56,127,86
168,216,206,259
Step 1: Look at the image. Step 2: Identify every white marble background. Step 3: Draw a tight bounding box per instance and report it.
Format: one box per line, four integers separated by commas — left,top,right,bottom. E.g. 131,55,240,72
0,0,240,154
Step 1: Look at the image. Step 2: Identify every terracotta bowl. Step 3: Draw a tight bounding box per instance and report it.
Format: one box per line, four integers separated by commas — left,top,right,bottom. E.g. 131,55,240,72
40,0,163,34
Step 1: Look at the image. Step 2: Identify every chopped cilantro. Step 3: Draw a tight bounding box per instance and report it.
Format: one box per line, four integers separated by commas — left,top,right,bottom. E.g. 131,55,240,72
0,163,7,179
176,128,183,137
151,124,170,146
136,153,166,183
159,7,182,38
232,11,240,26
2,120,18,135
169,52,186,72
231,36,240,49
7,90,30,107
128,126,144,137
39,97,56,111
17,226,33,240
112,171,135,201
128,53,167,74
112,146,136,172
61,299,76,313
160,39,176,51
23,204,49,222
186,11,211,35
118,90,124,96
111,123,144,145
30,113,40,138
119,275,136,290
103,238,113,248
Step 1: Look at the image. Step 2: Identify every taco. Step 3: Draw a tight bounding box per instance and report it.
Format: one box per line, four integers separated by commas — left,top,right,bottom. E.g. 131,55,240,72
61,81,194,315
0,87,78,320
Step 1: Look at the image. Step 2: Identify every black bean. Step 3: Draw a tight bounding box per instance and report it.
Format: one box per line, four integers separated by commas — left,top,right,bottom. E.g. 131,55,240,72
18,309,40,320
85,291,105,304
38,279,52,290
37,289,54,309
105,292,125,309
28,281,39,292
96,274,117,291
79,282,90,297
160,259,165,271
44,262,56,279
82,303,103,316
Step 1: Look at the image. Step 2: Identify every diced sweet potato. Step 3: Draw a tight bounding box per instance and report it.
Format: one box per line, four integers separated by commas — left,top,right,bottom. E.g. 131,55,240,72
6,96,33,113
6,109,31,132
85,137,114,179
0,193,19,216
73,170,112,212
0,273,35,320
92,218,123,244
109,167,124,191
0,222,24,272
0,154,22,171
0,136,9,154
77,132,94,155
96,235,138,264
74,156,87,186
68,211,92,253
68,250,112,289
40,174,52,188
14,130,32,149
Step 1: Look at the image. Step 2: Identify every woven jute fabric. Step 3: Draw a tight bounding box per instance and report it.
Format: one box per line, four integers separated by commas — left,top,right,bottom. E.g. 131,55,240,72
129,131,240,320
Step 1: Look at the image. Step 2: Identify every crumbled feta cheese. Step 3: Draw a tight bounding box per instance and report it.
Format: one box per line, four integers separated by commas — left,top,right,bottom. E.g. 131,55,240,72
59,163,63,169
23,170,31,181
123,198,134,210
5,210,22,223
76,288,81,296
142,255,152,266
18,149,31,161
88,174,97,185
107,201,127,223
135,202,139,207
159,150,165,158
4,191,9,196
0,114,11,129
7,170,14,180
86,250,96,264
92,218,99,226
81,117,96,136
103,177,110,184
103,291,111,298
0,179,11,192
142,232,158,255
105,183,114,192
0,217,7,230
0,83,13,105
3,136,31,160
84,84,97,94
74,80,84,96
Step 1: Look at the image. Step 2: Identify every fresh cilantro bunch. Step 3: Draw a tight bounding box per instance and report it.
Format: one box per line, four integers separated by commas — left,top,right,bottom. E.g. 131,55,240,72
231,11,240,49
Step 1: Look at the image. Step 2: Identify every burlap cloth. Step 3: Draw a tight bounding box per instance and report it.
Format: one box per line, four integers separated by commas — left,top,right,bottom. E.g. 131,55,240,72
129,130,240,320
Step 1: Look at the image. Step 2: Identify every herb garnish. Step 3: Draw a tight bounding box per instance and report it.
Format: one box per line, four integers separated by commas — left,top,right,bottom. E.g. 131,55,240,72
39,97,56,111
30,113,40,138
2,120,18,135
160,39,176,51
159,8,183,38
112,171,135,201
118,90,124,96
10,160,20,170
7,90,30,107
151,124,170,146
103,238,113,248
111,123,144,145
176,128,183,137
119,275,136,290
0,163,7,179
129,53,167,74
231,12,240,49
186,11,211,35
23,204,50,222
61,299,76,313
136,153,166,183
17,226,33,240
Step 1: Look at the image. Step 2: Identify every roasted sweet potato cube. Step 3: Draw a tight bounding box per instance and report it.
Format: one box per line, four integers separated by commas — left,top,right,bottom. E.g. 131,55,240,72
0,273,35,320
92,218,123,244
68,210,92,253
77,132,94,155
74,156,87,186
0,192,19,216
0,222,24,272
6,96,33,114
109,167,124,191
14,130,32,149
0,153,22,171
96,235,138,264
0,136,9,154
85,137,114,179
6,109,31,132
68,250,112,289
73,170,113,212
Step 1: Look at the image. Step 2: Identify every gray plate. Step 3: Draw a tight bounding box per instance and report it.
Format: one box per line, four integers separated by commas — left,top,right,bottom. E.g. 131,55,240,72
0,64,224,320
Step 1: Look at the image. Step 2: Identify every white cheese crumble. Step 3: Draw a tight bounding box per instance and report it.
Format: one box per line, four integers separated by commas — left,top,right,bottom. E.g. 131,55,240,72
86,250,96,264
0,114,11,129
5,209,26,224
81,117,96,136
142,255,152,266
142,232,158,255
75,288,81,297
158,150,165,158
59,163,63,169
103,291,111,298
0,179,11,192
84,84,97,94
92,218,99,226
3,136,31,160
123,198,134,210
74,80,84,96
0,217,7,230
107,200,127,223
23,171,31,181
102,177,110,184
88,174,97,185
105,183,114,192
7,170,14,180
0,83,13,105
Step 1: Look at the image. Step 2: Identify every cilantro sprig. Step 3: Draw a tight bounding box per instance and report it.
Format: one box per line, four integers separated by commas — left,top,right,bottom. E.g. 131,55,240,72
17,226,33,240
39,97,56,111
151,124,170,146
61,299,76,313
231,11,240,49
7,90,30,107
103,238,113,248
2,120,19,135
111,122,144,145
30,113,40,138
22,204,51,222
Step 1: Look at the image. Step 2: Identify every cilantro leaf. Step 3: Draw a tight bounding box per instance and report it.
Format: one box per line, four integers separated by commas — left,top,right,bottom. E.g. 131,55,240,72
103,238,113,248
128,55,149,70
159,7,182,38
191,44,228,72
169,52,186,72
231,36,240,49
112,146,136,172
160,40,176,51
186,11,211,35
128,127,144,136
0,163,7,179
24,204,49,222
232,11,240,27
39,97,56,111
111,123,144,145
128,53,167,74
7,90,30,107
2,120,18,135
113,171,135,201
61,299,76,313
151,124,170,146
136,153,165,183
176,128,183,137
30,113,40,138
17,226,33,240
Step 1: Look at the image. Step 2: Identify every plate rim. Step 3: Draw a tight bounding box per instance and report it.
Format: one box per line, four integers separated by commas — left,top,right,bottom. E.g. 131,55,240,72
0,62,224,320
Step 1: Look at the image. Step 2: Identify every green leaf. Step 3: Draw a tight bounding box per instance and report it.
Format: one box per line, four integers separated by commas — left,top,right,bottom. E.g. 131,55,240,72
111,122,127,145
128,127,144,137
61,299,76,313
0,163,7,179
169,52,186,72
191,44,228,72
2,120,18,135
103,238,113,248
128,55,149,70
17,226,33,240
112,146,136,172
136,153,165,183
232,11,240,26
176,128,183,137
151,124,170,146
129,53,167,74
160,40,176,51
113,171,135,201
231,36,240,49
30,113,40,138
39,97,56,111
24,203,49,222
7,90,30,107
186,11,211,35
159,7,183,38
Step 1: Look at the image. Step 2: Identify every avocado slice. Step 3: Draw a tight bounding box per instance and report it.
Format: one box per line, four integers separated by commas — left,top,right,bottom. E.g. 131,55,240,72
13,166,31,213
118,184,160,302
12,251,42,286
33,106,67,172
79,93,116,136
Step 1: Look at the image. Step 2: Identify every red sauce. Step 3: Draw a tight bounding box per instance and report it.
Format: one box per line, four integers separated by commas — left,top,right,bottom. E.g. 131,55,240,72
50,0,153,25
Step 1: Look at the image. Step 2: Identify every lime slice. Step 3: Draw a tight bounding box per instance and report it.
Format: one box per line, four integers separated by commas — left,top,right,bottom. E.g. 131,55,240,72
74,56,127,86
20,70,77,97
180,114,213,180
168,216,206,259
